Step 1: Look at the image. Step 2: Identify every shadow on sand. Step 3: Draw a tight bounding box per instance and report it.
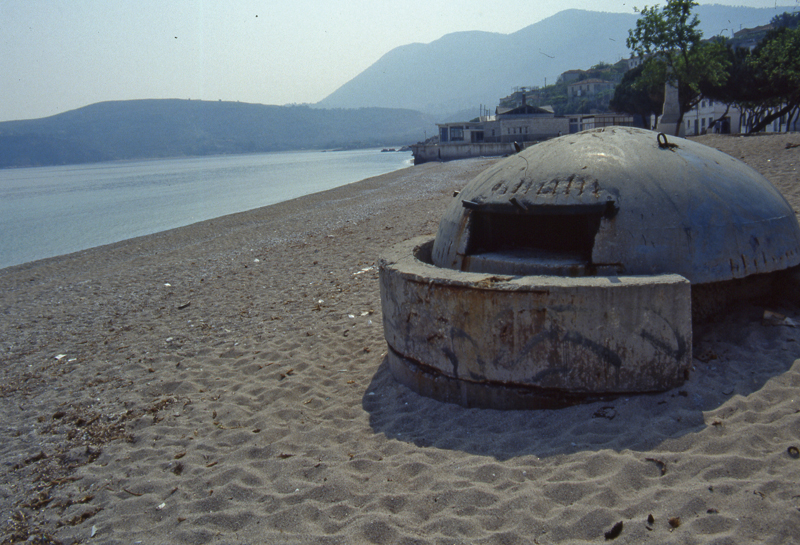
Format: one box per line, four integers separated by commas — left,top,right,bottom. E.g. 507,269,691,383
363,302,800,461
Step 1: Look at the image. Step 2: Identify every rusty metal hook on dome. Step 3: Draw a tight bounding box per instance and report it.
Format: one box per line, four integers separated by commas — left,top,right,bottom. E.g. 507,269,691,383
657,133,678,150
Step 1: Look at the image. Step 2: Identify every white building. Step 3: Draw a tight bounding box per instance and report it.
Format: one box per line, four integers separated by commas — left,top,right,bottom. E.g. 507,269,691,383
683,99,740,135
683,99,798,135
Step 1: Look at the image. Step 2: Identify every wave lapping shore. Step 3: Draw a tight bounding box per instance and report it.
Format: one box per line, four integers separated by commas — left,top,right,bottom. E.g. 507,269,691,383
1,135,800,544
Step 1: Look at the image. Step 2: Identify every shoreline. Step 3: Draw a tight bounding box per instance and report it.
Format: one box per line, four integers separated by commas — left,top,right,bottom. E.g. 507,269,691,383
0,149,414,271
2,134,800,544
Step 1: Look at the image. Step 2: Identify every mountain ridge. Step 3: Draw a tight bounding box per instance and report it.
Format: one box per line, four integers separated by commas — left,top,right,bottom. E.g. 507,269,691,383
1,6,791,168
316,5,786,116
0,99,435,168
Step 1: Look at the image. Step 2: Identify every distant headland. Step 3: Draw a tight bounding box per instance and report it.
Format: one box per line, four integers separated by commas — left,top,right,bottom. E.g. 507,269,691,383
0,100,434,168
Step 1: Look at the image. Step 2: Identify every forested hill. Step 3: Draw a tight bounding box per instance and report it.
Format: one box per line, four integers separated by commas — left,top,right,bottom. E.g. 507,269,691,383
0,100,435,168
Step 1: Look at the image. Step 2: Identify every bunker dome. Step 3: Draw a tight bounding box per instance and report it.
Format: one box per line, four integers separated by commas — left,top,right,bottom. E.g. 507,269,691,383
379,127,800,409
432,127,800,281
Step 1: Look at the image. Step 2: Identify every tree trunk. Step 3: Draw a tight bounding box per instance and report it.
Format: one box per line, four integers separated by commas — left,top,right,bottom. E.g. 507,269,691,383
713,105,731,132
785,106,799,132
750,103,795,133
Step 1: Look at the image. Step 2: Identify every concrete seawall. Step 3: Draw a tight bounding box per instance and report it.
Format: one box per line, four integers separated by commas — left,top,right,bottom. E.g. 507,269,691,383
410,142,528,165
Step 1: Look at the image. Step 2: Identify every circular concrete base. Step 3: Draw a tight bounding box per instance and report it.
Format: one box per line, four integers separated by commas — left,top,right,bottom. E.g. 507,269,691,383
387,346,617,410
379,237,693,409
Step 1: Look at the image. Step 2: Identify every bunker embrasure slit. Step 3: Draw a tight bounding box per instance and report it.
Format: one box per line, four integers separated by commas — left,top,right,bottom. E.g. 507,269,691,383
459,200,616,276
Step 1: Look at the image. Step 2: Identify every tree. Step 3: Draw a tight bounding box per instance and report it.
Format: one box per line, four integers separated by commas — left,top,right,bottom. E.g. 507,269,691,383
748,25,800,132
698,44,755,130
702,22,800,133
609,63,664,127
626,0,729,135
771,11,800,31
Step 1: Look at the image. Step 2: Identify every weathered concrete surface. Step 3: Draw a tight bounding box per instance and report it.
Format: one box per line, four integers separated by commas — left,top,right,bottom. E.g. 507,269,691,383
432,127,800,283
380,237,692,408
410,142,522,165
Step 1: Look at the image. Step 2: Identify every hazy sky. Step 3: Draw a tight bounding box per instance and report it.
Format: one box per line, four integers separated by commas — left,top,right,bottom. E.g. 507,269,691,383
1,0,796,122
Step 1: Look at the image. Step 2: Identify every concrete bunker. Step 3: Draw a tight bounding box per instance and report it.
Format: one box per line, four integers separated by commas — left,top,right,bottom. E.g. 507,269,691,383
379,127,800,409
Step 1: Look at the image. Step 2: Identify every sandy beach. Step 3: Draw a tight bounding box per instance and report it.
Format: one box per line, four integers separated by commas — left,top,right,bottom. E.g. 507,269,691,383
2,132,800,544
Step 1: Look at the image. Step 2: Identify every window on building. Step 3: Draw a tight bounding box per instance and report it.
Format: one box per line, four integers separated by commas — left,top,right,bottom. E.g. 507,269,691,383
450,127,464,141
701,118,706,128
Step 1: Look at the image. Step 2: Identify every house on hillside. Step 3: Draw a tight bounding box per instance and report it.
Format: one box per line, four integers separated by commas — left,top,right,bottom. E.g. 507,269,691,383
499,87,543,109
730,24,773,50
567,79,615,99
624,56,643,70
557,70,585,84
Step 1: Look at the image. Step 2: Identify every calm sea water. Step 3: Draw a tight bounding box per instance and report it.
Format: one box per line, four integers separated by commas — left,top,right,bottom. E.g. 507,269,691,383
0,149,412,269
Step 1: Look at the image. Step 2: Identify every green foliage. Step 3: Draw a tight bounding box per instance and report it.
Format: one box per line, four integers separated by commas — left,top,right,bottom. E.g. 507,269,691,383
756,26,800,103
771,11,800,30
700,44,759,105
702,19,800,133
627,0,703,62
573,63,628,84
510,71,625,116
746,25,800,131
609,63,664,127
626,0,729,134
